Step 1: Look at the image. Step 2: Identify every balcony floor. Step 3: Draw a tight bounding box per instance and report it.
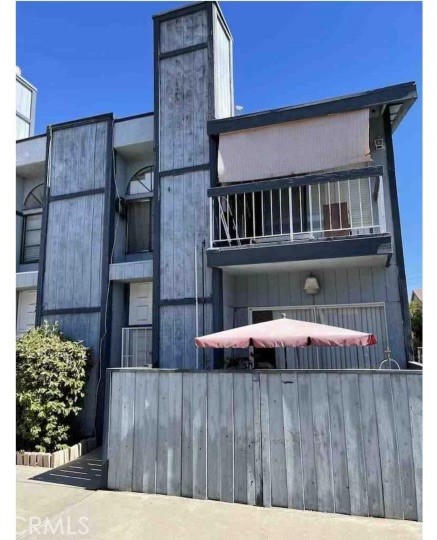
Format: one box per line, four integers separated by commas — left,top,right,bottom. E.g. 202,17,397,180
207,233,392,272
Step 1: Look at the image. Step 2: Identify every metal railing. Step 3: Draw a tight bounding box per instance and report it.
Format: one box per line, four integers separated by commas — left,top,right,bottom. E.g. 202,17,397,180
121,327,152,367
210,175,385,248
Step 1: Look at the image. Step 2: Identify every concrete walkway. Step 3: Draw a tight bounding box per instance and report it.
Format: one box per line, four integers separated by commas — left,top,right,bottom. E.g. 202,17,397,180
17,465,422,540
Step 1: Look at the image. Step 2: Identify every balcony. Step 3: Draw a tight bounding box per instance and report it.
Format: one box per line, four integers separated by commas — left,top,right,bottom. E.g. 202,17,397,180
207,167,392,269
121,327,152,367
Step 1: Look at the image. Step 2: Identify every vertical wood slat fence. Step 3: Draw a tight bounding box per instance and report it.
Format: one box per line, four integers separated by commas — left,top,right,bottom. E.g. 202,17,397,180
105,369,422,521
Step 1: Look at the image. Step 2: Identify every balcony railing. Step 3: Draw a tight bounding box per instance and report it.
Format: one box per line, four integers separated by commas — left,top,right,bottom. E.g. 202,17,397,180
121,327,152,367
209,173,386,249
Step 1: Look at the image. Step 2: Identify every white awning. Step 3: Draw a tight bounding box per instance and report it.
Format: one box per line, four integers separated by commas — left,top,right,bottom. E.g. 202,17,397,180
218,109,370,183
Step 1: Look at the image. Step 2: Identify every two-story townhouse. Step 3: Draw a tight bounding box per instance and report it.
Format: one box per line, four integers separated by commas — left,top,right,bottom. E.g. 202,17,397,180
16,1,417,439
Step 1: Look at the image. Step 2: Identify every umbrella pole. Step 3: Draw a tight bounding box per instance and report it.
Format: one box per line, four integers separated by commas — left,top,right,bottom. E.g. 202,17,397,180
249,345,255,369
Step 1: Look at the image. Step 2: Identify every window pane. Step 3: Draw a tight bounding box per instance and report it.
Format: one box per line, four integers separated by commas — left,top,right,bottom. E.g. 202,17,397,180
24,245,40,262
16,116,30,140
22,214,42,262
25,214,42,231
24,184,45,210
16,80,32,118
25,229,41,247
127,201,151,253
127,167,154,195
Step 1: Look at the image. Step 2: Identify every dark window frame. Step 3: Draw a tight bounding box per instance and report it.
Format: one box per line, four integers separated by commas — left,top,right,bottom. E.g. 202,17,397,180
21,210,42,264
20,183,45,264
125,167,154,255
126,199,153,254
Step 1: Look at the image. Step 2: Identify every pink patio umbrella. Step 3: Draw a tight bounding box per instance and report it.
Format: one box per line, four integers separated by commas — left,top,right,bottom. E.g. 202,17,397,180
195,315,377,349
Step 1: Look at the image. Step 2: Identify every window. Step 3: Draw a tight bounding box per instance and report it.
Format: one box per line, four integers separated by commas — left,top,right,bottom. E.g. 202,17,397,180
126,167,154,254
21,183,45,263
16,79,33,140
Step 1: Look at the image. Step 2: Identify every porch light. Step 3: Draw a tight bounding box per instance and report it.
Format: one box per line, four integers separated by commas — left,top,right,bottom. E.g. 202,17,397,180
304,276,320,295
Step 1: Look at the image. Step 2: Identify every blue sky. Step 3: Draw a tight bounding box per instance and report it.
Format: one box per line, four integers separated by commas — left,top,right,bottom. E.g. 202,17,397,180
16,1,422,293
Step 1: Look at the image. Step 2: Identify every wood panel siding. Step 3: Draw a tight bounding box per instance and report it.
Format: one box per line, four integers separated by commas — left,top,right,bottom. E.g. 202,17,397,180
159,11,208,54
225,265,406,367
38,117,113,437
42,194,104,310
49,122,109,196
106,369,422,521
154,3,234,368
160,304,213,369
45,312,101,435
159,50,209,172
160,171,211,300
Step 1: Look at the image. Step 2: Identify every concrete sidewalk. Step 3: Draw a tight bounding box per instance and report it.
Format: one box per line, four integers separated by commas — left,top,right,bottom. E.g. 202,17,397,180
17,465,422,540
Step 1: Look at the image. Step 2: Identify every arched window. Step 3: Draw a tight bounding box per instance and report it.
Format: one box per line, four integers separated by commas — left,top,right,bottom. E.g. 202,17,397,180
21,183,45,263
127,167,153,195
126,167,154,254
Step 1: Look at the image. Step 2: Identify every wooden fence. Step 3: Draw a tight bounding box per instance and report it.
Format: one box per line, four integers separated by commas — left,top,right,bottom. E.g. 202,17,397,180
105,368,422,521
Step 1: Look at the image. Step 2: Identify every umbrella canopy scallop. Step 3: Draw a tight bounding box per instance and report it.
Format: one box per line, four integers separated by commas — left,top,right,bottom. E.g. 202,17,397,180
195,317,376,349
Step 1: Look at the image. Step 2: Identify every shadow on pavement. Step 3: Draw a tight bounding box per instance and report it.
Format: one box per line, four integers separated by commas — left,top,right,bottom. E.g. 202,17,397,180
30,448,107,490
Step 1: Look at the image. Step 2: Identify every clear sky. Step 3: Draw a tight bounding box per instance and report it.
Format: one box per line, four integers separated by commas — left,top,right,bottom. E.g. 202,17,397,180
16,1,422,293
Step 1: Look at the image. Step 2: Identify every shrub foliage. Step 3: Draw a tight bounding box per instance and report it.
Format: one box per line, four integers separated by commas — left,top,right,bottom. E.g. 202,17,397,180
16,322,91,453
410,299,423,354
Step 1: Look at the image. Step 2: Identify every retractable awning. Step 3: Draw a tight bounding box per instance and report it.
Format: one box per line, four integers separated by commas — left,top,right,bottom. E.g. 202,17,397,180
218,109,370,184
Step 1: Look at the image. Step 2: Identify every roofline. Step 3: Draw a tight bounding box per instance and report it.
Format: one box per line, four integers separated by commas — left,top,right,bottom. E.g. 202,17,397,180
16,112,154,142
16,73,37,93
153,1,232,41
208,81,417,136
48,112,114,132
16,133,46,144
114,112,154,123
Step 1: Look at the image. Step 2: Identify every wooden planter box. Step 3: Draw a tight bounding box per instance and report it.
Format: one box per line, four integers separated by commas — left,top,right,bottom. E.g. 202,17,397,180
16,437,97,468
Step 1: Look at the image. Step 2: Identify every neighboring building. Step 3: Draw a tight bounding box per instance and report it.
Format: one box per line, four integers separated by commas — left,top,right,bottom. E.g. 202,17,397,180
16,1,417,438
411,288,422,304
16,66,37,140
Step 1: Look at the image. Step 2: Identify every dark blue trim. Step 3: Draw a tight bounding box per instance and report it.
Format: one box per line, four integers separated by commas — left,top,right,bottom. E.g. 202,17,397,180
159,42,207,60
35,127,52,326
41,307,101,316
207,233,393,268
114,112,154,123
208,82,417,135
152,14,161,369
96,116,116,443
49,113,114,132
123,283,129,328
124,252,153,263
212,268,223,368
160,297,213,306
49,188,105,202
207,166,384,197
158,163,210,177
16,133,46,143
383,109,413,364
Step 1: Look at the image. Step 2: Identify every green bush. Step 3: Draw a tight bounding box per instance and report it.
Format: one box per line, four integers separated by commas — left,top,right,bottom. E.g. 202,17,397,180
16,322,91,453
410,300,423,352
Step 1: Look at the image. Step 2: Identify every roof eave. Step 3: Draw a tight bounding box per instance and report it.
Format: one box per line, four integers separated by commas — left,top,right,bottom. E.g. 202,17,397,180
208,82,418,136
